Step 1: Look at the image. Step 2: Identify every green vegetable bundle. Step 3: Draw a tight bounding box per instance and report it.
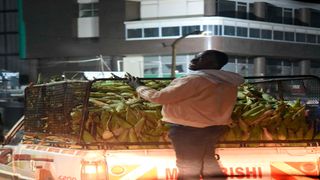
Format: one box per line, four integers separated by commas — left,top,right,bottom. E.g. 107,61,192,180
71,80,171,149
221,83,318,147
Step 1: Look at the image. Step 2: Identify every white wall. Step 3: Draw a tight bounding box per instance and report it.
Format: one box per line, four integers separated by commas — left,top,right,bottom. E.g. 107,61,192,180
123,56,144,77
141,0,204,19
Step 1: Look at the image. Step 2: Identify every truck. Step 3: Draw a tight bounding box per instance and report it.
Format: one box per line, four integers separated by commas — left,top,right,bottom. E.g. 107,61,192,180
0,75,320,180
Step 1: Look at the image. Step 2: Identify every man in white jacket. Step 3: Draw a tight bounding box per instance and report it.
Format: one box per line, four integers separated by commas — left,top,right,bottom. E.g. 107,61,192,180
126,50,244,179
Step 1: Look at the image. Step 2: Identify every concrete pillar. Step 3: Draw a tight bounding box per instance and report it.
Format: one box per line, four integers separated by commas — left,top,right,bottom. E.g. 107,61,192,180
298,8,311,26
254,57,266,76
253,2,267,21
123,56,144,77
204,0,217,16
299,60,311,75
28,59,39,83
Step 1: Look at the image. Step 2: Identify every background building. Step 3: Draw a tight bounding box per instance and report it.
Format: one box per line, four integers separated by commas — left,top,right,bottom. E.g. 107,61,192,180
7,0,320,79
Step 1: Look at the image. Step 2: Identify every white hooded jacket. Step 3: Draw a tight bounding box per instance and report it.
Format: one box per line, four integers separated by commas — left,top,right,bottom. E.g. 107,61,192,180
136,70,244,127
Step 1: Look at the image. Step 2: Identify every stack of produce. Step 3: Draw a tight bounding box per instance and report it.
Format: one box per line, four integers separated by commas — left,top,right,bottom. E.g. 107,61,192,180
71,80,172,149
24,79,319,149
221,83,319,147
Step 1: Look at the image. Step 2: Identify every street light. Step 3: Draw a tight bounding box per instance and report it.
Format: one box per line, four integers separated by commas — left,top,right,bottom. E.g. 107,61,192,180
170,30,204,78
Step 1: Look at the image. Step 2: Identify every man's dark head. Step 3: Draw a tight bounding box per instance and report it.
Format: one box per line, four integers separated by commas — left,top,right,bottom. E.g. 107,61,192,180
188,50,228,71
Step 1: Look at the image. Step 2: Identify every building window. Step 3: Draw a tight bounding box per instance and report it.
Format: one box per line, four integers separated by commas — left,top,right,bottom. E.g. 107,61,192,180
182,25,200,35
261,29,272,39
144,28,159,38
218,0,236,18
127,29,142,38
273,31,283,40
236,27,247,37
268,5,282,23
224,25,235,36
306,34,316,43
79,3,99,17
249,28,260,38
236,2,247,19
162,26,180,36
203,25,214,35
283,8,293,24
296,33,306,42
214,25,222,35
144,56,160,77
77,1,99,38
284,32,294,41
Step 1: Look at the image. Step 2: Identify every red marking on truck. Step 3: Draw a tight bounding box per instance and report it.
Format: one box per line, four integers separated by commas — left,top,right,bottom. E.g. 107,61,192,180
13,154,31,161
13,154,54,162
166,168,178,180
221,166,263,179
271,161,319,179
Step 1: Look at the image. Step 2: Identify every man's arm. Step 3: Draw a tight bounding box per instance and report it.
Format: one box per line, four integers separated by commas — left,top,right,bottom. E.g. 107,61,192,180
136,77,208,104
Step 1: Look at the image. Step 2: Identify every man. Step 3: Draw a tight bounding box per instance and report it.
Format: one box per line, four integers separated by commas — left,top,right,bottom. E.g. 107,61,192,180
125,50,244,179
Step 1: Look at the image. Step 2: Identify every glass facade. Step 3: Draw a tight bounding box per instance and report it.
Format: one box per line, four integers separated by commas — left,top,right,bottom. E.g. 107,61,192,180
142,55,313,78
127,23,320,45
125,0,320,78
143,55,192,78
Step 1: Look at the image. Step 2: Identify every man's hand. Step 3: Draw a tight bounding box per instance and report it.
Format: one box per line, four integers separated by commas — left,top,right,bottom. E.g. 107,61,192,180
125,73,144,89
